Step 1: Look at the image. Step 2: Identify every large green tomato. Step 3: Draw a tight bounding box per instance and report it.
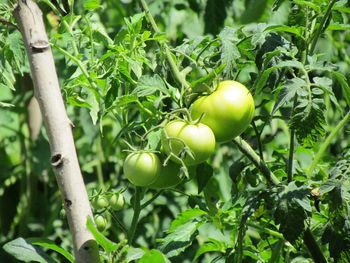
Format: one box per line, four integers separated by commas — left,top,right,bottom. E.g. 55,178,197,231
148,160,182,189
123,152,161,187
161,120,216,166
190,80,255,142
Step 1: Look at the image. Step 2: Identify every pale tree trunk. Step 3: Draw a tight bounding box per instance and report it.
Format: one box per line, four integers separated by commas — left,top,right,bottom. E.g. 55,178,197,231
14,1,100,262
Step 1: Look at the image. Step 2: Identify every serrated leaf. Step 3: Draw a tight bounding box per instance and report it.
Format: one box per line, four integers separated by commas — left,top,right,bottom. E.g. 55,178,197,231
159,220,199,258
169,208,206,232
133,75,169,97
255,59,304,94
272,78,305,115
146,130,162,151
219,27,240,77
2,238,55,263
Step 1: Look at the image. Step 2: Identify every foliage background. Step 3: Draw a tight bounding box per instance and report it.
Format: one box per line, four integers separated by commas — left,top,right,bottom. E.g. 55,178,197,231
0,0,350,262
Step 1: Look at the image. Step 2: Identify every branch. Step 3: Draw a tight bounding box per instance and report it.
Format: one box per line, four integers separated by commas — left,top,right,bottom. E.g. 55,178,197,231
139,0,190,90
13,1,100,262
233,137,280,185
0,18,18,29
233,136,327,263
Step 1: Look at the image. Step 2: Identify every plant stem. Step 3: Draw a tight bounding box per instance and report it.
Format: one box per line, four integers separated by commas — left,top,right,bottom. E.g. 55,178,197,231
128,187,142,245
140,190,163,209
287,94,298,182
309,0,337,55
139,0,190,90
307,111,350,177
246,222,284,239
268,239,284,263
303,228,327,263
233,137,280,185
287,128,295,183
252,121,264,161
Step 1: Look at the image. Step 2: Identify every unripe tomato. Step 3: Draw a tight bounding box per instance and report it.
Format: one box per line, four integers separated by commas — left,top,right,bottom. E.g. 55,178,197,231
95,215,107,232
161,120,216,166
123,152,161,187
93,196,109,210
109,193,125,211
148,160,182,189
190,80,255,142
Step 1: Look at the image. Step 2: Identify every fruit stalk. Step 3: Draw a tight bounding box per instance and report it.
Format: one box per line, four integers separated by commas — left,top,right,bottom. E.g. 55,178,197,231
13,1,100,262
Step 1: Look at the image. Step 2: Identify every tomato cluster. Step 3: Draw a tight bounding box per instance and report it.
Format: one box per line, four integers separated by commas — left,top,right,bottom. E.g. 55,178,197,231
123,80,255,188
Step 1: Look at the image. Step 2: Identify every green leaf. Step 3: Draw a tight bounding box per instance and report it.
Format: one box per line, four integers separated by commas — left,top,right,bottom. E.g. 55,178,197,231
133,75,169,97
330,71,350,107
272,78,305,115
138,249,167,263
2,238,55,263
196,162,214,194
319,179,338,195
84,0,101,10
219,27,240,77
327,23,350,31
0,101,14,107
86,216,118,253
265,25,304,39
126,247,145,262
169,208,207,232
240,0,269,24
194,239,226,260
159,220,200,258
27,238,74,263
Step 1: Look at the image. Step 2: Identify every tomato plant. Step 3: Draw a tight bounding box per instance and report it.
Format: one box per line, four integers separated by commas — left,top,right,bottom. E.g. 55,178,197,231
161,120,216,166
191,80,255,142
123,152,161,187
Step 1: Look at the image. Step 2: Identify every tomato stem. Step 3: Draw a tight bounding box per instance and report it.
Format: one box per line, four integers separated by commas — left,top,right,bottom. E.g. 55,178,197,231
128,187,142,245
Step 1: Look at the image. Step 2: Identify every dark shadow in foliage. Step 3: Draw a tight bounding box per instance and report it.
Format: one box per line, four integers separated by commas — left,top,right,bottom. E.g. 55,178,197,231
204,0,232,35
322,223,350,262
272,184,310,244
255,33,291,70
240,0,268,24
320,154,350,262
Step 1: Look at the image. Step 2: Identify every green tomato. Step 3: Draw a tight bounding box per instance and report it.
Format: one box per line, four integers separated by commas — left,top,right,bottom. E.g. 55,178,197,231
93,196,109,210
109,193,125,211
123,152,161,187
95,215,107,232
190,80,255,142
161,120,216,166
148,160,182,189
